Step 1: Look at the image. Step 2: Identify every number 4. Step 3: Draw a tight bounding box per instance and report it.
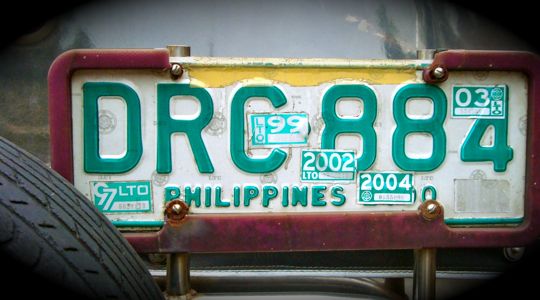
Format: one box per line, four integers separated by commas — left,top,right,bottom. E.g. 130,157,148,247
461,118,513,172
398,174,411,190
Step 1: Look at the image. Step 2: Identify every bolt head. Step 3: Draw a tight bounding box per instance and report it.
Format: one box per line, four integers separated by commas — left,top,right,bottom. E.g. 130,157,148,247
171,63,183,76
165,200,189,225
504,247,525,262
433,67,445,79
421,200,441,221
172,203,182,214
426,203,437,213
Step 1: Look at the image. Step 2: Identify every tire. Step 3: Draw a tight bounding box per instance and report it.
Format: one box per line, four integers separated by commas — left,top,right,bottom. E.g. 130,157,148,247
0,137,163,300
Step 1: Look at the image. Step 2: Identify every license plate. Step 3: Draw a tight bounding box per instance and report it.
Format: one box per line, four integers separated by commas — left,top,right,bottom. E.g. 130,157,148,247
64,54,527,227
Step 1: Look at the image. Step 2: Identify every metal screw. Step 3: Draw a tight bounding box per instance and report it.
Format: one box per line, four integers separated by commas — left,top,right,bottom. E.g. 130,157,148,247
503,247,525,262
432,67,445,79
421,200,441,221
171,63,183,77
165,200,189,226
426,203,437,214
172,203,182,214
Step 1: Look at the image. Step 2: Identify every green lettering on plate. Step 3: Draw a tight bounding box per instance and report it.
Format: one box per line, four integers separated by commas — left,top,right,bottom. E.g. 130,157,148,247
392,84,447,171
185,186,202,207
156,83,214,174
243,185,259,206
230,86,288,173
321,84,377,170
291,186,308,207
83,82,142,173
311,185,327,206
262,185,278,207
330,186,346,206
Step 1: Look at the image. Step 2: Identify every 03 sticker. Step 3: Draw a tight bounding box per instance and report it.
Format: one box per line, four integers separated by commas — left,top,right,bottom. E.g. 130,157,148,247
452,85,507,119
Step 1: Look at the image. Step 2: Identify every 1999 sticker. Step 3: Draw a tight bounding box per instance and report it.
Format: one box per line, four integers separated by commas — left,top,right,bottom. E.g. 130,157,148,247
249,113,309,147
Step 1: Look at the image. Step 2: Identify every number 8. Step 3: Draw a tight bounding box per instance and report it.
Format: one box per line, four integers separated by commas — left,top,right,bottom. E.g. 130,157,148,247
392,84,447,171
321,85,377,170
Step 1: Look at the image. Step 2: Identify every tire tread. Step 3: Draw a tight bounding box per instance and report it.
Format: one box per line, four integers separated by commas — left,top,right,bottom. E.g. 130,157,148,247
0,137,162,300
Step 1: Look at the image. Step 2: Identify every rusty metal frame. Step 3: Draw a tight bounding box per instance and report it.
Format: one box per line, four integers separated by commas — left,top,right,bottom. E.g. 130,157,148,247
48,49,171,182
49,49,540,253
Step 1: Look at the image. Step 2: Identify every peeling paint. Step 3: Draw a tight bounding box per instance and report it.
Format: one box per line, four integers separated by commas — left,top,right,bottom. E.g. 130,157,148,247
183,64,419,88
175,57,424,88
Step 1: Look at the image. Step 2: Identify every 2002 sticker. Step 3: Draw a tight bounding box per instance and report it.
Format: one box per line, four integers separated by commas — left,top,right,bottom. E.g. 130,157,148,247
301,149,356,182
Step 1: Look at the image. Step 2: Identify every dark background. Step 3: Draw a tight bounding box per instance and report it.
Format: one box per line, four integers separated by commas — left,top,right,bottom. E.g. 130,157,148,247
1,0,538,299
1,0,539,52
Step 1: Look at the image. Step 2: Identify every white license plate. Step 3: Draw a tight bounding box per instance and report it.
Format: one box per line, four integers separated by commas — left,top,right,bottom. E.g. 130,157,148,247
70,57,527,227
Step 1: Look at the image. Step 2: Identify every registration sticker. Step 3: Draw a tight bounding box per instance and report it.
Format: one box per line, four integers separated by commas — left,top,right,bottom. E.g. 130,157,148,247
358,173,415,205
452,85,507,118
249,113,309,147
301,150,356,182
91,181,152,213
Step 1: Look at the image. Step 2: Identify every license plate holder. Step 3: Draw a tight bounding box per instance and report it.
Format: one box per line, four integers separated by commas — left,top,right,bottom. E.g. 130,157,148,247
48,49,540,251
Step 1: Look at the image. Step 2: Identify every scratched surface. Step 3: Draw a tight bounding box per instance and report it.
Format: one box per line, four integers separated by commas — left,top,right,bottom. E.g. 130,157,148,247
71,66,527,225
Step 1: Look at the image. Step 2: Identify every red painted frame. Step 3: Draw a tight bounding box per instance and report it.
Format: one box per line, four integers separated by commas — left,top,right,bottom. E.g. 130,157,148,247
49,49,540,253
48,49,171,182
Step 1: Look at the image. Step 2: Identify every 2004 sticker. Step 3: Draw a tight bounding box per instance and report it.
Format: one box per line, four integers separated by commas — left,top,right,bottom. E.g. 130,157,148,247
358,172,415,205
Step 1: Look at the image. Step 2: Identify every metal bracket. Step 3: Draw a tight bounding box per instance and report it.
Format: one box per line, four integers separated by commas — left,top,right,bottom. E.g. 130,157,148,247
165,45,192,300
412,49,441,300
166,253,192,299
413,248,436,300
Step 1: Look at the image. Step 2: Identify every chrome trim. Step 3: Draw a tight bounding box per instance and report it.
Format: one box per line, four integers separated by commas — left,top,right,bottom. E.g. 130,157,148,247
150,269,499,280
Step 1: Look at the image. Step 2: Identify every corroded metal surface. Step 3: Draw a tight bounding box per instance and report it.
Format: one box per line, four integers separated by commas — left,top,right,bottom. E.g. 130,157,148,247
165,200,190,226
420,200,443,221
